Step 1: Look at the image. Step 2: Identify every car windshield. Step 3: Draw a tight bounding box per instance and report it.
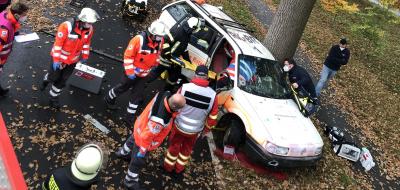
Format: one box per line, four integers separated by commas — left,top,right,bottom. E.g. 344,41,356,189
237,55,291,99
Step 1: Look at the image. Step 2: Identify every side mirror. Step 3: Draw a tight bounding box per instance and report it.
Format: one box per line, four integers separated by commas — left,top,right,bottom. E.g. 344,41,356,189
215,70,233,93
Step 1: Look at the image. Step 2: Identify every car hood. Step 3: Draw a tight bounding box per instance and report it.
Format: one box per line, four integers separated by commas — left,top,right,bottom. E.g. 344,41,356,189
239,91,323,148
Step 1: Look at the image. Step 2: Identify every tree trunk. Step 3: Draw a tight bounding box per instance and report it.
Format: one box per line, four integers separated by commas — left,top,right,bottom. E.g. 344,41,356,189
264,0,317,63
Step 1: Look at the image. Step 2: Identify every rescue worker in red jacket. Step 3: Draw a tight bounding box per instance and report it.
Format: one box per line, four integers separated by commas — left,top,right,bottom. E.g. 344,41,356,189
115,92,186,190
39,8,99,108
104,20,168,123
0,2,29,97
163,65,218,175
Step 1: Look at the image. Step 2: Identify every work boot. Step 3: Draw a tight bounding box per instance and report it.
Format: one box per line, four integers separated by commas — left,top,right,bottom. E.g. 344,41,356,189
49,97,60,109
39,80,49,91
104,95,117,110
115,147,131,161
0,87,9,97
124,179,143,190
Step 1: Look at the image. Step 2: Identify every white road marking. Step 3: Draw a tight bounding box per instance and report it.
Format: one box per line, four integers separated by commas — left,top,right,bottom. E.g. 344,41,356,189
84,114,110,134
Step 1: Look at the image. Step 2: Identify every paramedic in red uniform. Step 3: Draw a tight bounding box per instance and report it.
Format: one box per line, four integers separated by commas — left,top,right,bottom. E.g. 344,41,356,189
115,92,186,189
0,2,29,97
163,65,218,175
40,8,99,108
104,20,168,123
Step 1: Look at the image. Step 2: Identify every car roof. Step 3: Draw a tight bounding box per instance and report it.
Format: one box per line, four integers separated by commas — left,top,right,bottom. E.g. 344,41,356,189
197,3,275,60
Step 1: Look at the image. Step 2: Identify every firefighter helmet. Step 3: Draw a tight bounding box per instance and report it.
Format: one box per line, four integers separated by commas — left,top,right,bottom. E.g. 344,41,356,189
148,20,168,36
187,17,205,33
71,143,105,181
78,8,100,23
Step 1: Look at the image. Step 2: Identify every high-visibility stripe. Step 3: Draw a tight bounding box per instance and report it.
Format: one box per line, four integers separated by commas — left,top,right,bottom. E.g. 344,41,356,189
51,85,61,92
128,102,138,108
209,114,218,120
49,90,60,97
83,45,89,48
124,65,134,70
127,170,139,179
127,108,136,114
164,157,176,166
177,158,188,166
0,49,11,55
68,34,78,39
61,50,71,55
124,59,134,64
60,55,68,60
166,151,178,160
53,46,62,50
52,53,60,57
3,42,12,48
82,50,89,55
178,153,190,161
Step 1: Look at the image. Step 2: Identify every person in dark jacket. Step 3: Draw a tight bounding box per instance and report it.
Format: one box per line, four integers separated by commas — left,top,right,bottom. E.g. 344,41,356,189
284,59,317,98
315,38,350,96
42,143,106,190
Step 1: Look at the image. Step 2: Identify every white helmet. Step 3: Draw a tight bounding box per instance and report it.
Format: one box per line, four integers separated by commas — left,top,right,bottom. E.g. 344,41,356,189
78,8,100,23
187,17,205,32
148,20,168,36
71,143,105,181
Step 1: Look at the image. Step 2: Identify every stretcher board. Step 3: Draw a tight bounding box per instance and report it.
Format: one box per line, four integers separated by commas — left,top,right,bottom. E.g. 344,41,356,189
67,63,105,94
14,33,40,43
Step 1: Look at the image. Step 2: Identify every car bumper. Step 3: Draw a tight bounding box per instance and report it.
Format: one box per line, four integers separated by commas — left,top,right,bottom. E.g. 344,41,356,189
242,135,322,168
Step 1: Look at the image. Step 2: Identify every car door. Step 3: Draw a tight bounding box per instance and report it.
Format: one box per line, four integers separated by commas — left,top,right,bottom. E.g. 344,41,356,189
188,25,219,66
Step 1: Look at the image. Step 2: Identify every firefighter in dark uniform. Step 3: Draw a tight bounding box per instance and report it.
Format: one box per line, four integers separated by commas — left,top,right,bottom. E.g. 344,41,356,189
42,143,107,190
146,16,206,92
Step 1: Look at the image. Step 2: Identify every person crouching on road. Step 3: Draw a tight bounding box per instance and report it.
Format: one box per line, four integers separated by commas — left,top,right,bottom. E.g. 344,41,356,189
42,143,107,190
104,20,168,124
163,65,218,176
39,8,99,108
0,2,29,97
115,92,186,190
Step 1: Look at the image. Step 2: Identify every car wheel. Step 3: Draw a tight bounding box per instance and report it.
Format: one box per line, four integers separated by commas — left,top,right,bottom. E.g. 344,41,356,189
223,120,245,151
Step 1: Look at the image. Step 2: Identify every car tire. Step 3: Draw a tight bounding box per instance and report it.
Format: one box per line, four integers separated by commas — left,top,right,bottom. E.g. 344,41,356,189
223,120,245,151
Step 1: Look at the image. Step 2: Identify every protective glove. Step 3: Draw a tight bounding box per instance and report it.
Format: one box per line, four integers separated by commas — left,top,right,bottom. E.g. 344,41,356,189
52,62,61,71
127,74,136,80
80,59,88,64
136,150,146,158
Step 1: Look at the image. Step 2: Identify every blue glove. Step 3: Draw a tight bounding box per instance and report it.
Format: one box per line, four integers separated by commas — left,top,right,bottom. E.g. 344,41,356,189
80,59,88,64
127,74,136,80
136,151,146,158
52,62,61,71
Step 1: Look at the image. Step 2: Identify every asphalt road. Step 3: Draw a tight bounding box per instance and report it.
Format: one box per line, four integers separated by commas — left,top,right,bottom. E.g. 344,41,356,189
0,0,216,189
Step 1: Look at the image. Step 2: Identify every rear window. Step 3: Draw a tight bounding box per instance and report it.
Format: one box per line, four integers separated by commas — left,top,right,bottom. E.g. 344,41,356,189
167,3,197,22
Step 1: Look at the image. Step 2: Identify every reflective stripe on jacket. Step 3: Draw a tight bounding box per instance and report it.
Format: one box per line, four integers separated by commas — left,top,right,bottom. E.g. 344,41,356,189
51,19,93,64
175,78,218,134
0,10,18,64
133,91,176,152
124,31,163,77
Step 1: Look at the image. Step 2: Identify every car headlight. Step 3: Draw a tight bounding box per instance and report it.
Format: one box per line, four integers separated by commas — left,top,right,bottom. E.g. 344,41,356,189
265,143,289,156
315,147,323,155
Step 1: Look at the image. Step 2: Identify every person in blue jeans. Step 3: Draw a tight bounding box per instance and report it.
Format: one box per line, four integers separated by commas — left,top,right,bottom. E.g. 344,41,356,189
315,38,350,96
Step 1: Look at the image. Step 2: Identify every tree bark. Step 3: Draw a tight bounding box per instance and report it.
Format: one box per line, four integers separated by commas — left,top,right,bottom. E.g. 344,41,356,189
264,0,317,63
